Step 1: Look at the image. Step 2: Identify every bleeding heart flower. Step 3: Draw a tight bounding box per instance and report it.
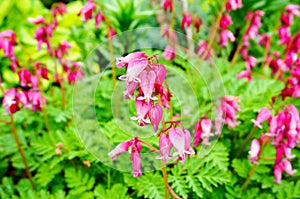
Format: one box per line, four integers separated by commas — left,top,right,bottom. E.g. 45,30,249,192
2,88,20,114
131,96,152,126
249,139,260,164
18,69,32,87
181,13,192,29
163,45,176,61
148,104,163,132
95,13,104,29
157,134,173,163
137,70,157,102
78,0,95,21
251,107,272,129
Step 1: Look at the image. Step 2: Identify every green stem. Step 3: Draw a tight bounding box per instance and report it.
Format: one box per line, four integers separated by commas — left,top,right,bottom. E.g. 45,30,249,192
236,127,257,158
161,161,170,199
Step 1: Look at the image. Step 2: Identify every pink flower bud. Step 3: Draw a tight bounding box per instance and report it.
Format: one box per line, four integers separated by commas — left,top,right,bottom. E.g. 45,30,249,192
78,1,95,21
95,13,104,29
220,14,233,29
2,88,20,114
163,45,176,60
181,13,192,29
137,70,157,102
28,16,46,24
162,0,173,12
157,134,173,163
108,141,131,160
18,69,32,87
249,139,260,164
251,107,272,128
148,104,163,132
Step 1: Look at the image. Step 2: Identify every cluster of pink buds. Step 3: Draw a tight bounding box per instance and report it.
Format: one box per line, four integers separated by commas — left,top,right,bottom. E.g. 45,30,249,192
236,10,264,81
51,2,67,26
0,30,19,71
219,13,235,47
249,105,300,183
215,96,240,135
79,0,113,36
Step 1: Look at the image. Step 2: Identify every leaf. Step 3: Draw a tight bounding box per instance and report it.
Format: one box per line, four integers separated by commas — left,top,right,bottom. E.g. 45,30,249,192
232,159,251,178
169,175,189,199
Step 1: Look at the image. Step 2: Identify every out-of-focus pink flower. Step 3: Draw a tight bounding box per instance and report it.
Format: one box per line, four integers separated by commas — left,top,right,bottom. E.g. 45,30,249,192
169,127,194,163
18,69,32,87
56,41,72,61
51,2,67,17
194,117,213,146
220,14,233,29
148,104,163,132
281,159,297,175
162,0,173,12
236,70,252,81
163,45,176,60
274,163,282,184
161,28,177,42
278,26,291,45
0,30,17,65
107,27,116,39
34,25,54,54
157,134,173,163
137,70,157,102
281,4,300,26
220,29,235,47
28,16,46,24
78,0,95,21
95,13,104,29
251,107,272,129
249,139,260,164
194,16,202,33
2,88,20,114
68,69,84,84
17,91,30,109
197,40,210,59
245,56,257,70
225,0,242,11
131,96,152,126
215,96,240,134
181,13,192,29
28,90,45,111
258,34,270,47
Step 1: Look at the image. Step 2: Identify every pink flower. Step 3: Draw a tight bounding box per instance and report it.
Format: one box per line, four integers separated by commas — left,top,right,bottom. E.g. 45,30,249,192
119,58,148,82
236,70,252,81
18,69,32,87
225,0,242,11
258,34,270,47
157,134,173,163
249,139,260,164
28,16,46,24
251,107,272,128
78,0,95,21
194,16,202,33
169,127,194,163
95,13,104,29
55,41,72,61
148,104,163,132
278,26,291,45
51,3,67,17
137,70,157,102
152,63,166,89
0,30,17,63
274,163,282,184
194,117,213,146
17,91,30,109
181,13,192,29
38,67,49,80
108,141,131,160
281,159,297,176
116,52,147,68
131,96,152,126
245,56,257,70
68,69,84,84
220,14,233,29
108,137,142,177
2,88,20,114
163,45,176,60
220,29,235,47
28,91,45,111
162,0,173,12
34,25,54,54
197,40,210,59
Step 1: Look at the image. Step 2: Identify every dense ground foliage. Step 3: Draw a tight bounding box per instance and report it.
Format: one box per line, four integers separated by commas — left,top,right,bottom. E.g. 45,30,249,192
1,0,300,198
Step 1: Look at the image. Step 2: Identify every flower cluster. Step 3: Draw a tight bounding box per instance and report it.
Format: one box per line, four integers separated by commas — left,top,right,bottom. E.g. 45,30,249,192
215,96,240,135
219,13,235,47
249,105,300,183
236,10,264,81
79,0,114,37
0,30,19,71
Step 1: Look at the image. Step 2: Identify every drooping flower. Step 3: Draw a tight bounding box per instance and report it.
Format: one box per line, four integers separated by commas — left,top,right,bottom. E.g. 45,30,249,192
28,16,46,24
116,52,147,68
18,69,32,87
249,139,260,164
108,137,142,177
51,2,67,18
119,58,148,82
220,29,235,47
251,107,272,128
131,96,152,126
194,117,213,146
2,88,20,114
169,127,194,163
95,13,104,29
28,90,46,111
220,14,233,29
197,40,210,59
278,26,291,45
148,104,163,132
137,70,157,102
78,0,95,21
55,41,72,61
193,16,202,33
163,45,176,60
181,13,192,29
157,134,173,163
225,0,242,11
162,0,173,12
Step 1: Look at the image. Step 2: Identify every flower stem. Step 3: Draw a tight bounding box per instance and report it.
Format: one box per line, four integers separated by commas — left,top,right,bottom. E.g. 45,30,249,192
161,161,170,199
139,140,160,152
10,114,35,189
236,127,257,158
